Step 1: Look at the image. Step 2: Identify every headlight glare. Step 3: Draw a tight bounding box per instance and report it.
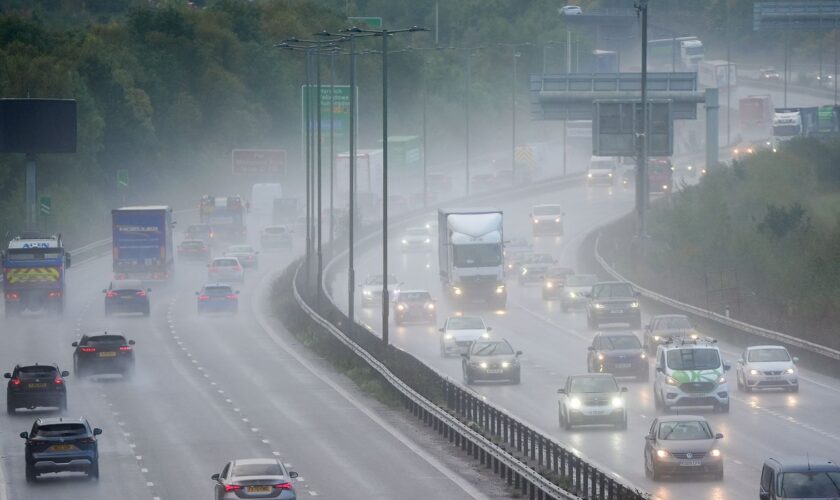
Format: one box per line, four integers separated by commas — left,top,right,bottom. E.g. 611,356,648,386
718,376,726,384
453,287,462,296
749,369,759,376
785,367,795,374
569,398,582,409
656,449,669,459
444,334,454,340
533,218,539,224
630,301,640,308
401,239,408,244
710,449,721,458
479,362,488,369
545,281,554,289
611,397,624,408
594,303,605,309
495,285,505,294
666,376,678,386
597,353,604,361
501,361,510,368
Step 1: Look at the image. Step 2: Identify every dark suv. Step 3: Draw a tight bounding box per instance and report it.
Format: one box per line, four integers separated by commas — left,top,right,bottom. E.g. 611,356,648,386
5,364,69,414
21,417,102,482
586,281,642,329
73,333,136,379
760,456,840,500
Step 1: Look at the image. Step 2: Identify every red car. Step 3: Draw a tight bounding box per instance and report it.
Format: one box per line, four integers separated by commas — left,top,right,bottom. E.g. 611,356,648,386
648,158,674,193
178,239,210,261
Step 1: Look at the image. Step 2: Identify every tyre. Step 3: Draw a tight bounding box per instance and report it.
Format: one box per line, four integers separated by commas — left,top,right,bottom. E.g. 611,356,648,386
590,318,599,330
463,367,473,385
74,359,83,378
790,384,799,393
715,468,724,481
25,463,36,483
617,415,628,430
89,462,99,480
6,396,14,415
563,410,573,431
60,396,67,412
104,307,111,317
440,344,447,358
717,401,730,413
143,306,150,317
736,373,744,391
650,462,661,481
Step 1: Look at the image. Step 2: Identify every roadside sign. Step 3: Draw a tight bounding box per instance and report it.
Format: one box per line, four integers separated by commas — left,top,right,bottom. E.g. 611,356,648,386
593,100,673,157
117,169,129,188
348,16,382,29
231,149,287,175
39,195,51,216
301,85,354,152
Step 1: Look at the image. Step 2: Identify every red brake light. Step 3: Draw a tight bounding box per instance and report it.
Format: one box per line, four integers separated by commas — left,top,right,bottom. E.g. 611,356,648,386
198,295,210,301
48,290,62,298
11,377,21,386
234,266,241,272
5,292,20,301
223,484,241,492
106,291,119,298
209,267,218,272
119,346,132,351
80,347,96,353
226,294,237,300
275,482,293,490
135,290,146,297
54,376,63,385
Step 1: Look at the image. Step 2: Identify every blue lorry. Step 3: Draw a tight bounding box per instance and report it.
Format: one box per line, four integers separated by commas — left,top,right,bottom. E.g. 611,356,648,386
112,206,174,281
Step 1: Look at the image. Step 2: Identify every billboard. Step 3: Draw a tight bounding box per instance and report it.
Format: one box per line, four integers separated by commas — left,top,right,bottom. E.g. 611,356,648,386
0,99,77,153
231,149,287,175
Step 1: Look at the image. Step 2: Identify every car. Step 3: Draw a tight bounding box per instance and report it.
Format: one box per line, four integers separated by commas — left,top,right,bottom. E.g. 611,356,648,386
103,279,151,316
518,253,556,284
439,315,491,357
5,364,69,414
461,338,521,384
585,281,642,329
400,227,433,252
21,417,102,482
760,456,840,500
587,156,617,185
587,332,649,381
621,168,635,189
653,337,731,413
759,67,781,81
212,458,299,500
197,284,239,315
72,333,136,379
504,238,533,277
185,223,214,245
559,273,599,312
177,239,211,261
732,142,756,158
360,274,400,308
559,5,582,15
224,244,259,269
735,345,799,393
643,314,698,355
557,373,627,430
392,290,436,325
530,204,564,235
208,257,244,283
541,266,575,300
261,225,293,250
643,415,724,481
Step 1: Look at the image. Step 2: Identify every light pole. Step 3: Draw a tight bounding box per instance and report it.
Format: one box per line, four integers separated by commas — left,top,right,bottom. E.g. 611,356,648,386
461,47,482,196
498,43,531,182
635,0,649,238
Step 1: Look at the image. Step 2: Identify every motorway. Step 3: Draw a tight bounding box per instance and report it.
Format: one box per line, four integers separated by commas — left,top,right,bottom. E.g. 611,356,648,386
0,220,492,499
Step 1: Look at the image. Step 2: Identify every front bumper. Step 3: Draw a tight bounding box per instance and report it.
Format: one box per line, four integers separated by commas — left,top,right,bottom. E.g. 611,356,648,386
744,372,798,390
662,385,729,408
568,406,625,425
532,221,563,234
401,240,431,251
394,308,436,323
587,174,614,184
561,294,588,308
653,456,723,476
467,365,519,381
590,308,641,324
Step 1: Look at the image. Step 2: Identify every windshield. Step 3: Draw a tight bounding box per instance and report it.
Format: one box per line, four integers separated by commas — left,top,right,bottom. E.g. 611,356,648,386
472,341,513,356
666,348,721,371
406,228,428,236
18,366,57,377
447,317,485,330
398,292,431,302
590,159,615,170
232,463,284,477
453,244,501,268
684,46,704,56
204,286,233,294
654,316,692,330
566,274,599,286
748,348,791,362
227,246,253,253
780,472,840,498
181,241,204,248
533,206,562,216
85,335,127,346
6,249,62,261
264,227,287,234
33,423,88,438
599,335,642,350
592,283,634,299
569,376,618,393
547,268,572,278
658,420,712,440
213,259,238,267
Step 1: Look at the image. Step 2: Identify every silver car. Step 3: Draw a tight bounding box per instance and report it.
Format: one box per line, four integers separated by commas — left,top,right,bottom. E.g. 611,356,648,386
208,257,245,283
736,345,799,393
212,458,299,500
439,315,491,357
644,415,724,481
559,273,599,312
224,244,259,269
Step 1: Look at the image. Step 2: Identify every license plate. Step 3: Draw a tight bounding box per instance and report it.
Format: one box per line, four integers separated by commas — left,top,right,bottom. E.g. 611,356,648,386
246,486,272,493
766,376,781,380
121,296,134,299
49,444,75,452
614,363,632,369
99,351,117,357
679,460,702,467
486,369,503,374
27,383,47,388
610,309,624,314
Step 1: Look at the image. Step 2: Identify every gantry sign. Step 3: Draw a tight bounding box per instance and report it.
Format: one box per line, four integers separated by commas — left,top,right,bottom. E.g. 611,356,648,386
753,1,840,30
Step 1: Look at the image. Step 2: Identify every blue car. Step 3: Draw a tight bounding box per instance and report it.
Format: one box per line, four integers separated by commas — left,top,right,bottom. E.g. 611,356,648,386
21,417,102,482
197,284,239,315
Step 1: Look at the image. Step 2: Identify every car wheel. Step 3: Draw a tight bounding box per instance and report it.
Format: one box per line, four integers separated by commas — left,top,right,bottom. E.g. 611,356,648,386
650,461,661,481
644,454,653,479
89,462,99,480
104,307,111,317
60,396,67,412
736,372,744,391
6,396,14,415
744,382,752,393
715,468,724,481
717,402,730,413
124,364,135,381
74,359,83,378
790,384,799,393
463,367,473,385
143,306,150,317
617,414,628,430
563,410,573,431
25,463,36,483
440,344,447,358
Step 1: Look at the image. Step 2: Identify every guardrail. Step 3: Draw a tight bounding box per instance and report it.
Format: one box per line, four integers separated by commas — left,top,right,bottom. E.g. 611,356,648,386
593,233,840,362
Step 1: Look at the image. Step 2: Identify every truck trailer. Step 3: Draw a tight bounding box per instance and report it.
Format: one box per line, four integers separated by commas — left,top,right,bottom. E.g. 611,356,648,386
112,206,174,281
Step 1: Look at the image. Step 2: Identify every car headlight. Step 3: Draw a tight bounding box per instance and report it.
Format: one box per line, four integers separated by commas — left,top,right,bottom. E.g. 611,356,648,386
363,289,372,296
662,184,668,190
545,281,554,289
733,148,740,155
587,173,593,178
611,397,624,408
554,217,561,223
608,172,613,177
687,165,693,171
786,367,795,374
597,353,604,361
495,285,505,294
426,302,435,310
521,268,528,275
710,449,721,458
568,291,577,298
453,287,462,296
747,147,754,154
666,376,679,386
424,238,431,243
690,333,699,340
594,303,605,309
653,335,661,341
501,361,510,368
718,376,726,384
479,362,488,369
569,397,582,409
444,334,454,340
641,352,647,359
396,304,405,311
656,449,669,459
749,369,759,376
630,302,639,308
402,239,408,244
533,218,539,224
481,332,490,339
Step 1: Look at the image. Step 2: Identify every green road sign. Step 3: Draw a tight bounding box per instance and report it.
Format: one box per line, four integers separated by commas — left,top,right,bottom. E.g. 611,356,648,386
348,16,382,29
117,169,129,188
39,195,51,216
301,85,354,154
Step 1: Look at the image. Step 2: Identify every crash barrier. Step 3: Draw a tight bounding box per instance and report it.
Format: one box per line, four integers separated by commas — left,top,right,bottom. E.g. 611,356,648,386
594,233,840,363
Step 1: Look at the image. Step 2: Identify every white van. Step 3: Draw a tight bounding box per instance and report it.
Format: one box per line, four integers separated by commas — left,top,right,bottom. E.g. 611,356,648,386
250,183,283,217
587,156,618,185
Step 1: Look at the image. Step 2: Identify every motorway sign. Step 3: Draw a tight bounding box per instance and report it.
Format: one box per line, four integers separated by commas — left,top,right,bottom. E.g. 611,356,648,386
301,85,354,151
348,16,382,29
117,169,129,188
39,195,51,216
231,149,287,175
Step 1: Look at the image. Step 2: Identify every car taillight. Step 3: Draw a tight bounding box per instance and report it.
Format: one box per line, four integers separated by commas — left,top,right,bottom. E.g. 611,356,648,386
48,290,62,298
119,346,132,351
54,376,63,385
136,291,146,297
226,294,237,300
274,482,293,490
233,266,241,272
79,437,96,444
80,347,96,353
209,267,218,272
5,292,20,301
223,484,241,492
11,378,21,386
106,291,119,298
198,295,210,301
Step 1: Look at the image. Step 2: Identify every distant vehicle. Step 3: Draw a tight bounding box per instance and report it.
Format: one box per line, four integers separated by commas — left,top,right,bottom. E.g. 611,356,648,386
530,204,564,235
735,345,799,393
648,157,673,193
739,95,774,143
250,183,283,218
587,156,617,185
103,279,151,316
72,333,136,379
2,234,71,316
653,337,730,413
200,195,246,242
759,67,781,81
360,274,400,308
760,456,840,500
587,331,649,381
178,239,211,262
808,71,835,89
698,60,737,89
643,314,697,355
211,458,299,500
462,339,521,384
644,415,724,481
648,36,704,71
518,253,556,285
21,417,102,482
112,206,174,281
557,373,627,430
559,5,582,15
400,227,432,252
439,315,491,357
621,168,634,189
541,266,575,300
5,364,69,414
184,224,214,245
224,245,259,269
261,225,293,250
585,281,641,329
207,257,244,284
196,284,239,316
504,238,533,276
392,290,436,325
560,273,599,312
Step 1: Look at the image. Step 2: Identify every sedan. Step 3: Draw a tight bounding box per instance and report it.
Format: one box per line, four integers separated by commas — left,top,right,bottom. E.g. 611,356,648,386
208,257,244,283
224,245,259,269
197,284,239,315
400,227,433,252
212,458,298,500
643,314,698,355
644,415,724,481
530,204,564,236
586,281,641,329
392,290,436,325
541,266,574,300
177,239,211,262
360,274,400,308
261,226,293,250
558,374,627,430
587,332,649,381
103,280,150,316
736,345,799,393
21,417,102,482
439,316,491,357
73,333,136,379
518,253,556,285
5,364,69,414
559,273,599,312
462,339,521,384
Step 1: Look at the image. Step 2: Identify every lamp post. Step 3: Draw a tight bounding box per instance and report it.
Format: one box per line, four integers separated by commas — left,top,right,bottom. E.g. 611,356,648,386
636,0,649,239
498,43,531,183
458,47,483,197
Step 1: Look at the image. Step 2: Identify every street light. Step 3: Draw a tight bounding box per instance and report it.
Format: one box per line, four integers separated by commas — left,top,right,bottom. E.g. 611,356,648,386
498,43,532,183
635,0,649,238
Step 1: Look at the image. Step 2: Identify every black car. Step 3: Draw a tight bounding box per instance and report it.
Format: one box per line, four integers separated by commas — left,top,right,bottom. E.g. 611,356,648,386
585,281,642,329
73,334,136,379
587,332,649,381
21,417,102,482
462,339,522,384
103,280,151,316
392,290,436,325
760,456,840,500
5,364,69,414
541,266,575,300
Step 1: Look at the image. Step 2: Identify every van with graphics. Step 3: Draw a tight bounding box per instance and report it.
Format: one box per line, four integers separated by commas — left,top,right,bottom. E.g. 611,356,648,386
653,338,731,413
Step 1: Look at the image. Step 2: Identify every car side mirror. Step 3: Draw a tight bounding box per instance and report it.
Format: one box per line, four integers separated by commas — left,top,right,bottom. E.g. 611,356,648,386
147,288,152,293
20,431,28,439
486,327,493,332
93,428,103,436
644,434,654,441
792,356,799,364
715,433,724,439
61,371,69,377
289,471,299,479
206,264,210,267
255,251,260,255
655,366,663,373
634,291,641,298
460,353,469,358
102,289,107,294
195,292,200,296
557,388,566,394
723,362,731,371
3,373,10,379
129,340,136,345
65,253,72,268
737,358,744,364
72,342,79,347
438,328,444,332
211,473,220,481
236,291,240,295
759,493,770,500
516,350,523,356
620,387,628,393
587,346,595,351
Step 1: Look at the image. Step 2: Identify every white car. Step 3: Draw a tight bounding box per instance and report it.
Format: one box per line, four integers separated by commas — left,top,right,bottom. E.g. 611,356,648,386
360,274,400,308
587,156,617,185
207,257,244,283
224,244,259,268
530,204,564,236
439,315,491,357
735,345,799,393
400,227,432,252
559,5,582,15
260,225,293,250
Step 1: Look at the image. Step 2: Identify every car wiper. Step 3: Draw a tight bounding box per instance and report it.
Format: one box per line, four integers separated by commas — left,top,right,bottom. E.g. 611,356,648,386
660,425,677,440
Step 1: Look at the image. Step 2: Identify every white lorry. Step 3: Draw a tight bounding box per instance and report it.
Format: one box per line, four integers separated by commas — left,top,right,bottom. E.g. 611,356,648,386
437,209,506,309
